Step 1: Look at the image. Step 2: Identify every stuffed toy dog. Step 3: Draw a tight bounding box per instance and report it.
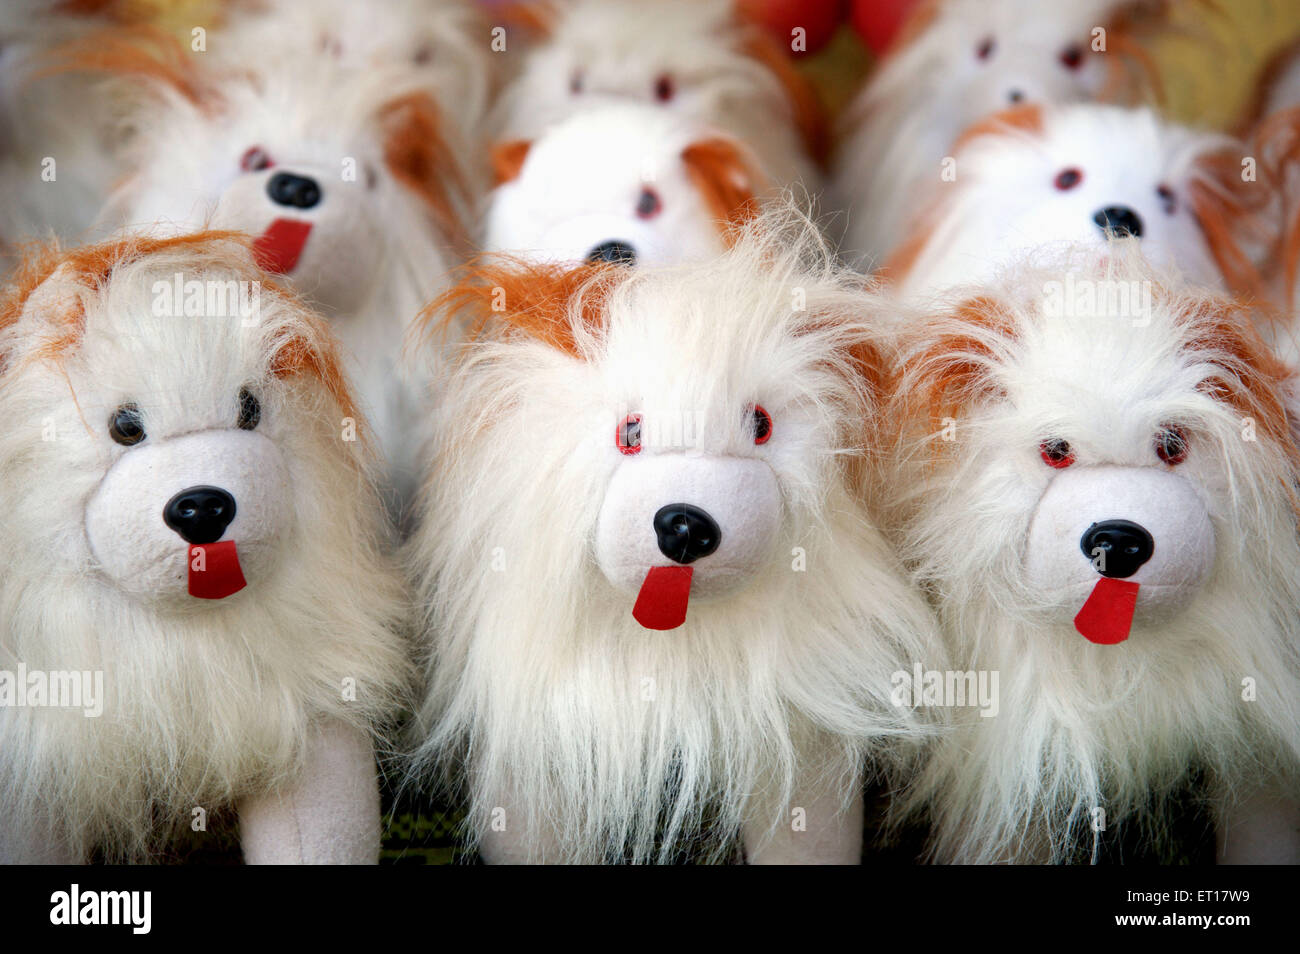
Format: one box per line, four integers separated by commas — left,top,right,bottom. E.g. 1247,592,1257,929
832,0,1184,269
492,0,825,192
881,104,1264,299
69,33,480,519
484,103,760,267
408,213,943,864
883,246,1300,863
0,231,410,863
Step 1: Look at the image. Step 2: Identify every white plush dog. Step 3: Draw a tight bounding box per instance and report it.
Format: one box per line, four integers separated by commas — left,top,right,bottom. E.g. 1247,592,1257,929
0,232,410,863
409,214,942,864
491,0,825,192
832,0,1182,268
883,247,1300,863
881,104,1263,299
484,103,760,267
77,33,481,518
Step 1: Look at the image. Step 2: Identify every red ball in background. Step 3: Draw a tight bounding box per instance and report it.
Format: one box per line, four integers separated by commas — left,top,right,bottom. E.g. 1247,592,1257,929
849,0,923,55
738,0,846,57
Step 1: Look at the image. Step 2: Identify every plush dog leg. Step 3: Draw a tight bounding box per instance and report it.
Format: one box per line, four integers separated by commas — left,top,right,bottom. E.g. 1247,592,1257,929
742,759,864,865
1216,787,1300,864
238,718,381,865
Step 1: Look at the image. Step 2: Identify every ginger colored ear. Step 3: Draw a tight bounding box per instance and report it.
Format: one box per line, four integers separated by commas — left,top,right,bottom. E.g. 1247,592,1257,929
491,140,533,186
380,92,470,248
42,24,215,107
1187,143,1272,298
681,137,762,241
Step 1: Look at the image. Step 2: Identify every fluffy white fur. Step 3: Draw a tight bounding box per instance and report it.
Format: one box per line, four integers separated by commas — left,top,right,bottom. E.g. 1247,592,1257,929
0,235,411,862
92,46,478,520
886,105,1243,299
832,0,1176,269
884,246,1300,863
484,103,754,267
492,0,820,192
215,0,492,157
409,212,944,864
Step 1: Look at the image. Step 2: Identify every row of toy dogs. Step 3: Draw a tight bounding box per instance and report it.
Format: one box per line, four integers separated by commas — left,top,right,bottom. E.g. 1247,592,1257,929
1,210,1298,865
0,0,1298,864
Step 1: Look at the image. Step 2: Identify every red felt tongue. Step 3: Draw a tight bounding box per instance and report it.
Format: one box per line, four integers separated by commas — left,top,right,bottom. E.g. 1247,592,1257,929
632,566,693,631
252,218,312,273
188,541,247,600
1073,578,1140,645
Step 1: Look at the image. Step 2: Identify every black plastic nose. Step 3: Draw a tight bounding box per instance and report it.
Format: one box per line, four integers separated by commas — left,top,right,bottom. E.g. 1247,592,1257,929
164,486,237,545
653,504,721,565
1093,205,1143,238
266,172,321,209
587,240,637,266
1080,519,1154,579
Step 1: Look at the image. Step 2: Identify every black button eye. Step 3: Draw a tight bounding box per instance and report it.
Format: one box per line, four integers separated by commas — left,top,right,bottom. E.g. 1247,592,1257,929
240,146,273,173
1059,45,1084,70
1154,424,1188,465
1054,168,1083,191
976,36,995,61
1157,184,1176,215
617,413,642,455
1039,438,1074,468
237,388,261,430
109,403,146,446
636,188,661,219
654,73,675,102
748,404,772,445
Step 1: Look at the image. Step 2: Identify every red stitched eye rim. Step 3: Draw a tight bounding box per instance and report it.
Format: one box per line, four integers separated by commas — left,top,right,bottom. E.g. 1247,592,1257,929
976,36,995,61
654,73,675,102
1154,425,1188,465
240,146,273,173
1059,45,1084,70
636,187,662,220
617,413,642,455
1054,168,1083,191
1040,438,1074,469
749,404,772,445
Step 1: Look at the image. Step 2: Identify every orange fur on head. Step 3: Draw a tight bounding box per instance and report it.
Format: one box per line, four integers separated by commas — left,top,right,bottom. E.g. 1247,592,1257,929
41,23,217,107
681,137,762,242
0,232,359,423
490,139,533,186
951,103,1045,153
1188,144,1272,297
380,91,471,251
1177,295,1296,455
894,295,1019,436
418,256,627,359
